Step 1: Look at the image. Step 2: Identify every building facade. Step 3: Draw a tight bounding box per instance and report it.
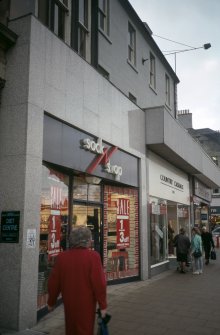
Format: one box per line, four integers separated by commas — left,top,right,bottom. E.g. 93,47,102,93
0,0,220,332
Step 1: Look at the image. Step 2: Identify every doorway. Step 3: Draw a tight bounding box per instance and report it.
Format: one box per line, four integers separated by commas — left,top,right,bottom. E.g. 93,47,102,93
72,204,102,254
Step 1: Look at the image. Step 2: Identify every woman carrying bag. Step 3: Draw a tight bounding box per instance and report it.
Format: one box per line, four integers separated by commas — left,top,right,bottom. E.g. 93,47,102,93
191,227,203,275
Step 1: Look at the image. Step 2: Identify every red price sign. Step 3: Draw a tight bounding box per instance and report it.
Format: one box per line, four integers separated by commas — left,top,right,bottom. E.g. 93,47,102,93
116,198,130,248
48,212,61,260
116,218,130,248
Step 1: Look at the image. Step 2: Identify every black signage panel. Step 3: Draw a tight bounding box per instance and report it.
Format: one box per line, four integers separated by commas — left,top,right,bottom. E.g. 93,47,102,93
43,115,139,187
0,211,20,243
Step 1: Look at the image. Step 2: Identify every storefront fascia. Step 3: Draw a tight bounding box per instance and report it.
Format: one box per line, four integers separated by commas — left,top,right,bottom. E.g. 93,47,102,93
38,114,140,313
193,178,212,230
148,152,190,275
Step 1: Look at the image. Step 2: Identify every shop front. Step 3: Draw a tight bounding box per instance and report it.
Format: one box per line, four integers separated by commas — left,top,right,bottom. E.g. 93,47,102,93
210,207,220,228
193,178,212,229
38,115,140,313
148,152,190,274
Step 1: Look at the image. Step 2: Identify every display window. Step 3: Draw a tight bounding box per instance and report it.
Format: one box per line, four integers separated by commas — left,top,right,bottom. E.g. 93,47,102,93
104,186,139,281
38,165,69,310
38,170,139,311
167,203,190,257
149,198,167,264
194,203,209,229
150,197,190,265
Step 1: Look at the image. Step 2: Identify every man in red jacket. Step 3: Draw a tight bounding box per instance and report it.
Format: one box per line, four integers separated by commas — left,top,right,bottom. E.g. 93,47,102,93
47,226,107,335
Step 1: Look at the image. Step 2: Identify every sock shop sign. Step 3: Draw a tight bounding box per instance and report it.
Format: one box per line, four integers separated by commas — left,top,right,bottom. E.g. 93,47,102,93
81,138,123,180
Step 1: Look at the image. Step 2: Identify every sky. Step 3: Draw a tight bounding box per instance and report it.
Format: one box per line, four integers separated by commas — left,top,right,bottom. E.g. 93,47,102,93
129,0,220,130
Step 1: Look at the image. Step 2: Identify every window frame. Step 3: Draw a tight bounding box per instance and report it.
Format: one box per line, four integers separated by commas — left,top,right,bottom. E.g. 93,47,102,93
128,22,136,66
38,0,69,40
165,74,171,107
149,52,156,90
77,0,89,59
98,0,109,35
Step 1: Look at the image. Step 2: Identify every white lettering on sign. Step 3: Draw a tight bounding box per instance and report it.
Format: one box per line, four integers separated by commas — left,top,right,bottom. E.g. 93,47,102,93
82,138,104,154
3,225,18,231
117,198,130,216
104,162,123,177
81,137,123,179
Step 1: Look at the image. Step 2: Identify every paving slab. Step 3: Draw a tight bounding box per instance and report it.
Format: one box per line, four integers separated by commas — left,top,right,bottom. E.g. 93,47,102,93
2,250,220,335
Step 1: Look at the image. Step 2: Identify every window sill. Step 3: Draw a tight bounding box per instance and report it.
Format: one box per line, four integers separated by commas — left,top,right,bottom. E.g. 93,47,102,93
127,59,138,73
98,28,112,44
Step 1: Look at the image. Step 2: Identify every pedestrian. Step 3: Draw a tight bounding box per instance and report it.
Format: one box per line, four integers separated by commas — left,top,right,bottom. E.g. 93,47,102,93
191,227,203,275
47,226,107,335
173,227,191,273
201,226,215,265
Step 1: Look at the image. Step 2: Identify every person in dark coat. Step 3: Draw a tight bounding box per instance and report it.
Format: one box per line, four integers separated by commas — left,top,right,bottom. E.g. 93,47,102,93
173,227,191,273
201,226,215,265
47,226,107,335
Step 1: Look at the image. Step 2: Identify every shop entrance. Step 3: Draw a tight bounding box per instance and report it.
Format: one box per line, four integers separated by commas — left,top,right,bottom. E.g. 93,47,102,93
72,204,102,254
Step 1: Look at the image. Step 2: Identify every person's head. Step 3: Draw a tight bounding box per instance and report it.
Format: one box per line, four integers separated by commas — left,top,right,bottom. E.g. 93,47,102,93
180,228,185,235
202,226,207,233
69,226,92,248
192,227,200,235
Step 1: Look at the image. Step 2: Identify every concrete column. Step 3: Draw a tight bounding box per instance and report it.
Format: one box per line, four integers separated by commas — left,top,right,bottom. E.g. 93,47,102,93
0,16,44,332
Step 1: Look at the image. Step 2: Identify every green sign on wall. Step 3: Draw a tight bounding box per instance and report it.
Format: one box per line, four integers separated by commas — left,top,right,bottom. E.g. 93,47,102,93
0,211,20,243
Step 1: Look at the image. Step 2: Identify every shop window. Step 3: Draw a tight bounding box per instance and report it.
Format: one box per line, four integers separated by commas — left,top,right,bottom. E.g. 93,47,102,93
38,165,69,311
149,198,167,264
73,176,101,202
104,186,139,281
177,204,190,232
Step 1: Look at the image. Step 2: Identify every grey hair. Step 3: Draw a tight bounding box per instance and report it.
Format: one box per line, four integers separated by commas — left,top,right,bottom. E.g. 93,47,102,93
69,226,92,248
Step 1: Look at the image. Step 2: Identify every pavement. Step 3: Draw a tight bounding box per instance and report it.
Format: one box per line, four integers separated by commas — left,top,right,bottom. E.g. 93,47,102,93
3,250,220,335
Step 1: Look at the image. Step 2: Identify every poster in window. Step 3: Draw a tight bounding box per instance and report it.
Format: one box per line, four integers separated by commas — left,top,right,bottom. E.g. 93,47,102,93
116,198,130,248
48,210,61,260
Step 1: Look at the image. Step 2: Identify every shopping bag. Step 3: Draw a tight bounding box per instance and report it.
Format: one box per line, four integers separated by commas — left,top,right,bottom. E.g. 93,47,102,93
210,249,216,260
97,310,111,335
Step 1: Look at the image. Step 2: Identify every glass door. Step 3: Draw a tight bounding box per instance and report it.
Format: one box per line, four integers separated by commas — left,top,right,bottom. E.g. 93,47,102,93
72,176,102,254
72,204,102,254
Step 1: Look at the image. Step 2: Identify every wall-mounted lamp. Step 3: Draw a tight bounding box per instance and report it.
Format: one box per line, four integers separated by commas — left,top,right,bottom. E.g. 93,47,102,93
142,57,148,65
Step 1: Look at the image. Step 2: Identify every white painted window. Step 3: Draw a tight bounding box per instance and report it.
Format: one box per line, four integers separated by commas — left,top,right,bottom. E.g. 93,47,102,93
128,22,136,66
150,53,156,89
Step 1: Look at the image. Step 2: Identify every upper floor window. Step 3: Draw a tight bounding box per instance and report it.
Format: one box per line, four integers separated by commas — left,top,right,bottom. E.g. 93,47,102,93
38,0,69,40
150,53,156,89
98,0,109,35
128,22,136,66
165,74,170,106
78,0,89,58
